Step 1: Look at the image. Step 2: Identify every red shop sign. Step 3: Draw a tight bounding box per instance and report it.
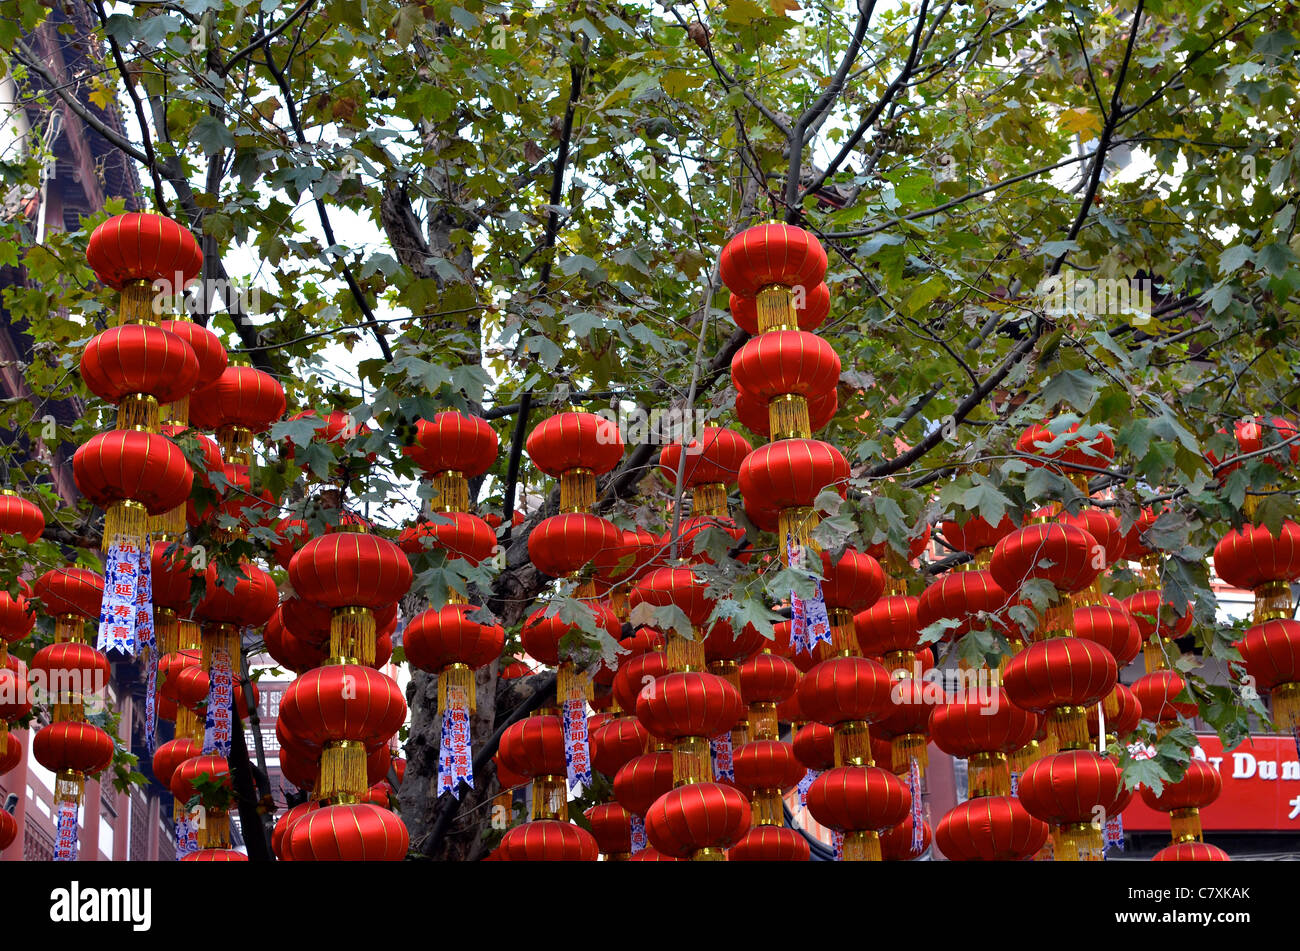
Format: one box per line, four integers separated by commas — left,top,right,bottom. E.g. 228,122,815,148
1122,734,1300,832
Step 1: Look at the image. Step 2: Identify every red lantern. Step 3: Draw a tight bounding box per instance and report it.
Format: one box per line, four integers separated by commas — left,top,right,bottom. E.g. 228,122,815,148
805,765,911,860
1002,637,1117,750
644,781,751,859
1236,618,1300,732
404,604,504,718
935,795,1048,861
1015,421,1115,474
80,324,199,406
797,656,892,727
1206,415,1299,477
33,721,114,796
151,738,200,788
818,548,885,613
0,733,22,776
496,819,597,861
729,824,810,861
1140,758,1221,844
405,412,499,478
34,568,104,642
159,319,227,388
1074,597,1141,668
613,751,675,817
720,222,828,300
590,715,648,778
527,512,621,577
86,212,202,291
855,595,922,669
1017,750,1131,860
738,439,849,511
636,672,743,744
730,330,841,404
916,570,1019,645
287,803,409,861
990,521,1103,598
72,430,194,536
0,492,45,543
1131,669,1198,725
1213,522,1300,622
1153,841,1231,861
525,411,624,479
658,426,752,493
397,512,496,562
930,691,1038,797
939,514,1018,557
585,802,633,858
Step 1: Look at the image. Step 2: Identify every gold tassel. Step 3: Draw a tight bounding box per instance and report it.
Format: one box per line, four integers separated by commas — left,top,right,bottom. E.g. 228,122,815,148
531,775,567,821
882,649,918,679
438,663,476,715
56,770,86,805
0,640,6,667
116,393,160,434
817,608,856,660
731,720,749,747
607,589,629,621
968,751,1010,798
834,721,873,767
116,279,157,327
557,661,593,704
708,659,741,691
755,284,798,333
751,789,784,827
202,623,242,674
559,469,597,513
177,706,202,743
320,740,367,801
1054,821,1104,861
431,471,470,513
149,504,186,541
1103,687,1120,719
841,829,882,862
178,618,202,651
216,425,254,467
1170,807,1202,843
156,609,180,656
768,394,812,440
160,394,191,428
1272,681,1300,732
1144,637,1172,672
778,507,819,560
1254,580,1292,623
1036,602,1072,640
692,847,728,861
667,631,705,673
749,701,778,742
0,722,7,752
102,499,150,555
197,810,231,849
1047,706,1090,752
1068,578,1106,611
691,483,728,518
1009,740,1040,774
673,735,713,786
892,735,929,777
329,606,376,666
